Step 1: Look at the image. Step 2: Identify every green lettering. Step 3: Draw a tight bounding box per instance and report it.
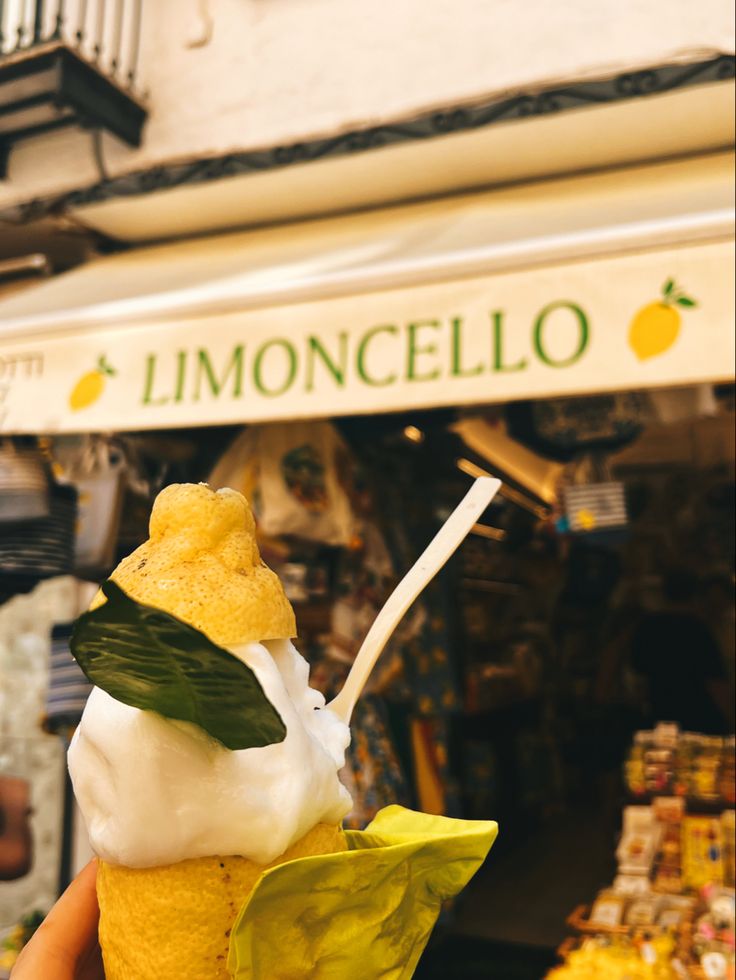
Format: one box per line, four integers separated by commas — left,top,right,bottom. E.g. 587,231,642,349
306,334,348,391
174,350,187,402
356,325,398,387
533,301,589,367
142,354,170,406
451,316,483,377
407,320,441,382
195,346,244,400
253,339,297,396
492,311,527,372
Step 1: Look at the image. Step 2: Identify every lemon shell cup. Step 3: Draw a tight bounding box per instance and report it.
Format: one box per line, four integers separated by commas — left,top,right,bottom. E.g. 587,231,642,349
97,824,347,980
97,808,497,980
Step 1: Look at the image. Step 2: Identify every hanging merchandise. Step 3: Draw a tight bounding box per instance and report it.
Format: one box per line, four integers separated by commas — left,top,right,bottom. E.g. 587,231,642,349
208,428,262,515
355,445,464,818
0,441,49,523
564,483,627,534
310,647,411,831
44,623,94,736
50,437,125,573
411,718,448,816
0,483,77,581
648,384,719,424
258,421,356,545
313,511,415,828
341,693,413,830
560,455,628,537
505,392,648,462
111,437,176,564
210,422,356,546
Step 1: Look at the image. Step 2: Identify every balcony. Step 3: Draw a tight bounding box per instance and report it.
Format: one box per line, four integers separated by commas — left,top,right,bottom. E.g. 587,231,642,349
0,0,146,174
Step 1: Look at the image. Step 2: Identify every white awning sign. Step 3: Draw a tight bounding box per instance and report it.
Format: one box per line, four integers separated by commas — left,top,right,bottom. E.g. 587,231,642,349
0,238,732,433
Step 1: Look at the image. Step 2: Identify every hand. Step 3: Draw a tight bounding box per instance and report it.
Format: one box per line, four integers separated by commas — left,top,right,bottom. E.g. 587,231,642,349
11,861,104,979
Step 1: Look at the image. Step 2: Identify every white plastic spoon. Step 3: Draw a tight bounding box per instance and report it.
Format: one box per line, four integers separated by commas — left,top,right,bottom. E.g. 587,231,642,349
328,476,501,723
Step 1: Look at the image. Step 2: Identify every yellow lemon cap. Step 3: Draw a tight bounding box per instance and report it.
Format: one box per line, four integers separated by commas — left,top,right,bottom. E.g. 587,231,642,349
95,483,296,646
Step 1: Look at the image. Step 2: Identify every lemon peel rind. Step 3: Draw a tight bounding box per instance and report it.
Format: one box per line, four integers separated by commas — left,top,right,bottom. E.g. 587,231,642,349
96,824,346,980
93,483,296,646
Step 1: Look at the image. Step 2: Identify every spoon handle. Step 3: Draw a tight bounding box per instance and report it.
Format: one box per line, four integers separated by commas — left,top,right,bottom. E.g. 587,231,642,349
328,477,501,723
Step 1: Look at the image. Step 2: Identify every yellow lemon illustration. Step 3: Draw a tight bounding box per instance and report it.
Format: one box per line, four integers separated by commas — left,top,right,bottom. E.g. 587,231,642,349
628,279,697,361
69,356,116,411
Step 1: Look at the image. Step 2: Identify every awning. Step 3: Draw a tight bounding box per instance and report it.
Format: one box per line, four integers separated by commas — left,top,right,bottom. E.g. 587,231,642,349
0,152,733,434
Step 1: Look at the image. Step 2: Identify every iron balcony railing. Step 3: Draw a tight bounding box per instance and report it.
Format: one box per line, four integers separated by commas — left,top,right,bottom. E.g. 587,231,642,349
0,0,143,90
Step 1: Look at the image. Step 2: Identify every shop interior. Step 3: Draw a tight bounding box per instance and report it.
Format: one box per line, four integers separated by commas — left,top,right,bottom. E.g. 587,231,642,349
0,381,734,978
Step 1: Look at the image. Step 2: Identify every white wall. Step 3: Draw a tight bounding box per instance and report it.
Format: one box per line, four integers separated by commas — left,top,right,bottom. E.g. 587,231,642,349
2,0,734,209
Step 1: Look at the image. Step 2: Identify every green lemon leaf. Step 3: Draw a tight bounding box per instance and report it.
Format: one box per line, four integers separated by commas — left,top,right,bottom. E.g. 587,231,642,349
70,581,286,750
97,355,116,376
676,296,697,308
663,278,676,297
228,806,498,979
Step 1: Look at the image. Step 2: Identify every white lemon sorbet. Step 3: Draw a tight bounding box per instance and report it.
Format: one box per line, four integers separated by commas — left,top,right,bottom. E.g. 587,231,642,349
69,639,351,868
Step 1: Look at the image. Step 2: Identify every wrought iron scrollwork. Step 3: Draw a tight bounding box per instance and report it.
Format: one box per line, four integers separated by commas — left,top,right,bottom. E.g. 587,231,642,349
1,53,733,225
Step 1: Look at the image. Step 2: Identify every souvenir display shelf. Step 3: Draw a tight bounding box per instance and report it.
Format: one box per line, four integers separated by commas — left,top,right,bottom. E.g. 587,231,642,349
549,725,736,979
